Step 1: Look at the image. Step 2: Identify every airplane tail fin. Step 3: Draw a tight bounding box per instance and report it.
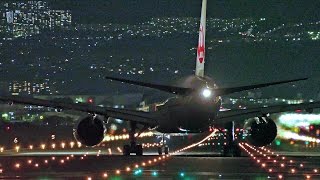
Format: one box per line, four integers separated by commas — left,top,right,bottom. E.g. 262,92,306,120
195,0,207,77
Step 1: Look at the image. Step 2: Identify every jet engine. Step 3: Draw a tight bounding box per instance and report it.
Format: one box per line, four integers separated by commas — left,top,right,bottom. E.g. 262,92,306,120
243,117,277,147
73,115,106,147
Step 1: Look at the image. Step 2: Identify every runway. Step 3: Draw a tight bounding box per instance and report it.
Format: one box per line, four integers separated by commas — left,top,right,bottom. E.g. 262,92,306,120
0,129,319,179
0,147,320,179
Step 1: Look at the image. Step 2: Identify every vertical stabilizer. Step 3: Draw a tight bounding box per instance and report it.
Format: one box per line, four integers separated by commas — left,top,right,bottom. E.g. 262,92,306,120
195,0,207,77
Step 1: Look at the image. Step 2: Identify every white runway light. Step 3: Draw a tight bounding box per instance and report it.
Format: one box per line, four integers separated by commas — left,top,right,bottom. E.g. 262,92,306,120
202,88,212,98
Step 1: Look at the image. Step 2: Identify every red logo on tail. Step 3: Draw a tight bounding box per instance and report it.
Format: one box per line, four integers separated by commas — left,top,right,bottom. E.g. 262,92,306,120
197,25,205,64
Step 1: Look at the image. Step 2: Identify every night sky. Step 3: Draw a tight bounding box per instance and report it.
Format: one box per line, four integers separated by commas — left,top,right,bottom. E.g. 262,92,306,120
50,0,320,23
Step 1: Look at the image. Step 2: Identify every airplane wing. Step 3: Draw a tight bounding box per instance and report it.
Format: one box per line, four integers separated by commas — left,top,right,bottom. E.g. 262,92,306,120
216,101,320,123
0,95,157,126
214,77,307,96
106,76,307,96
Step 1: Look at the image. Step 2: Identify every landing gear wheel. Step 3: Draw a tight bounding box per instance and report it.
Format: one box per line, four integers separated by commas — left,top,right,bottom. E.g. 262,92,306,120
123,145,130,156
222,145,229,157
122,122,144,156
164,146,169,155
233,144,241,157
136,145,143,156
158,147,163,155
222,143,242,157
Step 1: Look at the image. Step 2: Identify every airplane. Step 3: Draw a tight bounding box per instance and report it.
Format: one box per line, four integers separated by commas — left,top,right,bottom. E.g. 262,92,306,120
1,0,320,156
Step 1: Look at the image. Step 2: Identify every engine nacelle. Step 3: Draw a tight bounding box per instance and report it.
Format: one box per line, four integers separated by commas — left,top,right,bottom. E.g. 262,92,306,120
73,115,106,147
243,117,277,147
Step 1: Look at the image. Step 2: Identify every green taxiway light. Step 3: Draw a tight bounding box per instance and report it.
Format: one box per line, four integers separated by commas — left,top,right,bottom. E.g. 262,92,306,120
134,169,143,176
152,171,158,177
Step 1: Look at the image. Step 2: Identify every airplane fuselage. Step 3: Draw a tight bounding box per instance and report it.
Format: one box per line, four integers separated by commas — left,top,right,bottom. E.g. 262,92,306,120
154,76,221,133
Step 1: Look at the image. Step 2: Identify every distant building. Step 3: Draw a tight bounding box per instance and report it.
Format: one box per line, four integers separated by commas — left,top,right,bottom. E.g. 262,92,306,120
0,1,71,39
9,80,52,95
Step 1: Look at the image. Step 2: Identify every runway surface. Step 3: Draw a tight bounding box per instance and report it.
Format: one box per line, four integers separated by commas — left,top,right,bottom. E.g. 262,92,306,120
0,148,320,179
0,129,319,179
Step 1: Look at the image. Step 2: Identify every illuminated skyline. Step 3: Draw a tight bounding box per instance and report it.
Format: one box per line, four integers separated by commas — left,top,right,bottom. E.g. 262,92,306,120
0,1,319,98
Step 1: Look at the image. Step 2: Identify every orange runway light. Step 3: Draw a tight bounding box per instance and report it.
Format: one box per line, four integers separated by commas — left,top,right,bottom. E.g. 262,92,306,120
102,173,108,178
15,163,20,169
116,169,121,174
70,141,75,148
41,144,46,150
77,142,82,148
15,146,20,152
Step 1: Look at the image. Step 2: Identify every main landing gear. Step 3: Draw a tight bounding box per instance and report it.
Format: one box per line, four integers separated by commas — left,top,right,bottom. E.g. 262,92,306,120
158,134,169,155
222,121,241,157
123,122,143,156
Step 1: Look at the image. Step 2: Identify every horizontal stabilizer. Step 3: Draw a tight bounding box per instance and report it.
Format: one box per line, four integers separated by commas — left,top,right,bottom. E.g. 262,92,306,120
105,76,191,95
214,77,307,96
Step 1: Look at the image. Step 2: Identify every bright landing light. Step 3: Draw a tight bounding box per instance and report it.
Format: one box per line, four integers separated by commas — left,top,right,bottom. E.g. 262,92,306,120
202,88,212,98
